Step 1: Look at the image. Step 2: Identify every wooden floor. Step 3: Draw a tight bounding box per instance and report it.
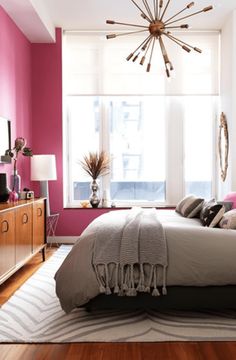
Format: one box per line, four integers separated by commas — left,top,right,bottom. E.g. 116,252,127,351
0,248,236,360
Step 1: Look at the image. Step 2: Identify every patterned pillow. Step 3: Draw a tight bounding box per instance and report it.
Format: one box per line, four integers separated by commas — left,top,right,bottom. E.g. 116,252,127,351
200,200,225,227
176,195,204,218
219,209,236,229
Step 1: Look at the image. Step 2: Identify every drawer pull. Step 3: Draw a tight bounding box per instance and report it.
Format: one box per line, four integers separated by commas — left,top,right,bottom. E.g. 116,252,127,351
22,213,28,224
37,208,43,217
1,220,9,233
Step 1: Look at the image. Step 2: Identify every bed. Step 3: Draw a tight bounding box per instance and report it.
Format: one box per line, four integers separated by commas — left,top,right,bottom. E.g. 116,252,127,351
54,209,236,313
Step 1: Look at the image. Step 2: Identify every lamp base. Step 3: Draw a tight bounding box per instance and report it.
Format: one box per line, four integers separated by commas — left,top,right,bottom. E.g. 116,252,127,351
40,181,50,216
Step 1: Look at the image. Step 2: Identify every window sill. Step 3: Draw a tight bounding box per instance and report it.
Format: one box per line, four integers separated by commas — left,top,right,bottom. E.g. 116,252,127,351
64,205,176,210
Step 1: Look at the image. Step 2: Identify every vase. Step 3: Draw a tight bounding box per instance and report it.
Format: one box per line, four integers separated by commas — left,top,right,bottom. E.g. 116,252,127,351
9,190,19,203
10,170,21,194
0,173,10,202
89,179,100,208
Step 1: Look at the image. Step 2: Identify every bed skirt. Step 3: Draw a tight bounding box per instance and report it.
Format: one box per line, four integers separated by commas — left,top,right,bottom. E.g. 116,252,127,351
84,286,236,311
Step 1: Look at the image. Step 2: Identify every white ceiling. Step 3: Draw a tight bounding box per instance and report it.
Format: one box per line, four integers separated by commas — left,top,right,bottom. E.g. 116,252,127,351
0,0,236,43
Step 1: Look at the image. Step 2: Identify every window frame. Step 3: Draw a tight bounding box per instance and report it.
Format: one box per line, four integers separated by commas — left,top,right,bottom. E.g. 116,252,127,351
63,95,219,208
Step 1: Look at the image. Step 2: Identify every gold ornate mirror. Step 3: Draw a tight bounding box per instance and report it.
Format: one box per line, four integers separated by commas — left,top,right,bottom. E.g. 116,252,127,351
218,112,229,182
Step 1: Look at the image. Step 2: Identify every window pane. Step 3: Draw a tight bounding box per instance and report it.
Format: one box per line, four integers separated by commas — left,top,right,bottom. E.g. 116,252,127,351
66,96,99,201
109,97,166,202
184,97,214,198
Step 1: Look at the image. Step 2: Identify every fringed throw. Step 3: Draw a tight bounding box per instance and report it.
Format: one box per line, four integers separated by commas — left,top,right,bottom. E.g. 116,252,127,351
92,208,168,297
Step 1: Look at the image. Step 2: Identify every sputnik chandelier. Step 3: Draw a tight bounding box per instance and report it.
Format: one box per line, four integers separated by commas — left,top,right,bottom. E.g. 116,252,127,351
106,1,213,77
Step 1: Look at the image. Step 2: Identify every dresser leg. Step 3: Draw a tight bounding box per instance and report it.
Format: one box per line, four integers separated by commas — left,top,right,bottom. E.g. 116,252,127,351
42,247,46,262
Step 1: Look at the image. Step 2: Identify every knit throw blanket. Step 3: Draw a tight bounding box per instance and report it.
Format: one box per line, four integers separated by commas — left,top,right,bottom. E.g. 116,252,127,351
92,208,168,297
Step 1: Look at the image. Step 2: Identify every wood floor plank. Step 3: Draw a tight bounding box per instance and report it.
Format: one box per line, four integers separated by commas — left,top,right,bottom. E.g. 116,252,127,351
1,247,236,360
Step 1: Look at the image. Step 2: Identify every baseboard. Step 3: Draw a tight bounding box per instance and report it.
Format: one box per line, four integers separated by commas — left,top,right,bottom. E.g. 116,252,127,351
47,236,78,244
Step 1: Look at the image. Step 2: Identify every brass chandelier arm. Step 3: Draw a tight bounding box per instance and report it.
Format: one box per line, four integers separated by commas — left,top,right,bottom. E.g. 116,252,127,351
159,36,172,77
163,31,202,52
106,20,149,29
164,6,213,26
159,0,164,18
142,34,153,51
164,24,189,29
164,2,194,24
126,34,152,61
106,29,151,39
147,37,156,72
140,36,153,65
142,0,155,21
163,32,191,52
153,0,156,19
160,0,171,21
155,0,159,20
130,0,152,23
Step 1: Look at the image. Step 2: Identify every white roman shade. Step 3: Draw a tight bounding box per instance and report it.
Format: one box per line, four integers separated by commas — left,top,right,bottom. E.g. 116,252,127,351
63,31,219,96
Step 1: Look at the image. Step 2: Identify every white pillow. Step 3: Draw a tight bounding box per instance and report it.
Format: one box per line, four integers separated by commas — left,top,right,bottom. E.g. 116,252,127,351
219,209,236,229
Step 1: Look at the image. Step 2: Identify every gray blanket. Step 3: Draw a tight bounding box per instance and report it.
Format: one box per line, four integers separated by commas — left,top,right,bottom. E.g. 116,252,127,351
93,208,168,297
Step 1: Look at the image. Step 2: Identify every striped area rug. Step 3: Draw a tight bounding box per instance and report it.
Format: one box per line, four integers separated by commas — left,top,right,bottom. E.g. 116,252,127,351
1,245,236,343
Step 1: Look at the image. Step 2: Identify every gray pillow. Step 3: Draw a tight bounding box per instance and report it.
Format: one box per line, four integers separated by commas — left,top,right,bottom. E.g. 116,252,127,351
176,195,204,218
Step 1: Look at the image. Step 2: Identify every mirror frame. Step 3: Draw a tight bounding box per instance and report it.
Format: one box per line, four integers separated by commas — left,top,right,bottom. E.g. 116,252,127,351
218,112,229,182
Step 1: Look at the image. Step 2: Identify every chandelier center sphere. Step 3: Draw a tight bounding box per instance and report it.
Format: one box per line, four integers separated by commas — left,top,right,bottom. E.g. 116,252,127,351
149,21,164,37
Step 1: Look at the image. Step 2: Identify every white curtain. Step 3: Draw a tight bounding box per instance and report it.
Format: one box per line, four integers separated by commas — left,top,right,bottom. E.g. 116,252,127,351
63,31,219,96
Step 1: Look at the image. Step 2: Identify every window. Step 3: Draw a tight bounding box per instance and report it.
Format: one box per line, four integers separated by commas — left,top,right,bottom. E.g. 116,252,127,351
184,97,215,199
63,32,219,207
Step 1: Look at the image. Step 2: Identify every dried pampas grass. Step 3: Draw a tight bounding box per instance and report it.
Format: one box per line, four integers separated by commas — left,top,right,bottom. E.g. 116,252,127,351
80,151,110,179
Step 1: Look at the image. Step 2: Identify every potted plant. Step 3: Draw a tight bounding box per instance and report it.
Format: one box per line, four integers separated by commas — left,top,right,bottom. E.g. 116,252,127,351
80,151,110,208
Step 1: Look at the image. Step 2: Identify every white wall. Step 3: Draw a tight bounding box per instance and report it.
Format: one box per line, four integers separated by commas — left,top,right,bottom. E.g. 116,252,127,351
220,10,236,198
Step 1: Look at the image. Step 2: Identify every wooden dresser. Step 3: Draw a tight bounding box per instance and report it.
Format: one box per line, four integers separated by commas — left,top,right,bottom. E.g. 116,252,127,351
0,198,46,285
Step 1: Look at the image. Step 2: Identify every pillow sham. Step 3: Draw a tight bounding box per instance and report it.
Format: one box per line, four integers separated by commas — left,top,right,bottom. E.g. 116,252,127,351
176,195,204,218
200,200,225,227
219,209,236,229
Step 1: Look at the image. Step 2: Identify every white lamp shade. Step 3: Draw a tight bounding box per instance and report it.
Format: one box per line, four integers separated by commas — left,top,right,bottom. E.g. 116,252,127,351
31,155,57,181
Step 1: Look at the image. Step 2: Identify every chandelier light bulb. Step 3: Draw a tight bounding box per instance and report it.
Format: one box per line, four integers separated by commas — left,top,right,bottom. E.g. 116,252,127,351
106,1,213,77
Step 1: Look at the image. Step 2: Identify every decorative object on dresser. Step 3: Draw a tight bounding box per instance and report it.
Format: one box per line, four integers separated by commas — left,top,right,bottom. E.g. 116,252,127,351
218,112,229,182
0,173,10,203
5,137,33,202
31,154,57,216
80,151,110,208
106,1,213,77
0,198,46,285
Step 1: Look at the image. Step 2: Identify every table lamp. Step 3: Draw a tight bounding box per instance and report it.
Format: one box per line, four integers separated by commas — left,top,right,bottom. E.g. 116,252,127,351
31,154,57,216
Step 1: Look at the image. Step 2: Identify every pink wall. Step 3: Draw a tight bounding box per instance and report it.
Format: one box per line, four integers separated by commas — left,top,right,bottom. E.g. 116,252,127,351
0,6,32,188
0,9,110,237
32,29,108,236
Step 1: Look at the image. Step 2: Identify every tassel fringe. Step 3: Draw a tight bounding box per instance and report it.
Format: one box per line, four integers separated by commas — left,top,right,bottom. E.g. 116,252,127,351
95,263,167,297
